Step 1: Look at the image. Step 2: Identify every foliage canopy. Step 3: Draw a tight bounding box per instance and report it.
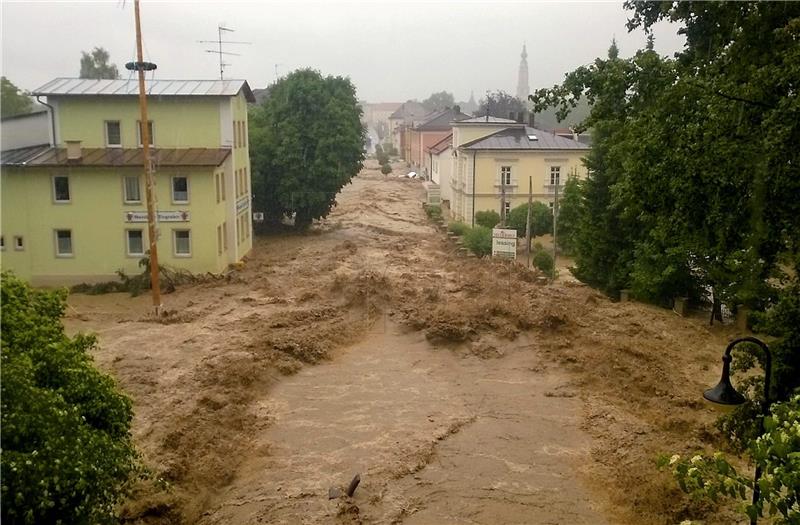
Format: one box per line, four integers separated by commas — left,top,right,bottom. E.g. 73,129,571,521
1,273,138,524
249,69,365,228
79,47,120,80
1,77,33,118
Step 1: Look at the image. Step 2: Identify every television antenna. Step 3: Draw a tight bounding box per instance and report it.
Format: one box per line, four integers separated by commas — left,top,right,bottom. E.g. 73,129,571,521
198,24,251,79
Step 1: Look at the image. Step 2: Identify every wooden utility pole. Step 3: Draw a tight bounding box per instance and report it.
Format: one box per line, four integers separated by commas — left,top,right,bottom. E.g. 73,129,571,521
133,0,161,312
552,176,560,280
525,176,532,268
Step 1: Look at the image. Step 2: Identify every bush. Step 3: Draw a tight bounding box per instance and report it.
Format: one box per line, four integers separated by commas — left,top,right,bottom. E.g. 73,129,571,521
1,272,139,524
377,152,390,166
448,221,469,236
507,202,553,238
463,226,492,257
474,210,500,229
532,247,554,275
660,394,800,524
375,144,383,157
380,163,392,175
423,204,442,221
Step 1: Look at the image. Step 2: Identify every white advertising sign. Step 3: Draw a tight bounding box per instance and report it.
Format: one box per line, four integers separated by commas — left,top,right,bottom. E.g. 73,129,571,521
236,196,251,214
124,210,190,223
253,212,265,222
492,228,517,259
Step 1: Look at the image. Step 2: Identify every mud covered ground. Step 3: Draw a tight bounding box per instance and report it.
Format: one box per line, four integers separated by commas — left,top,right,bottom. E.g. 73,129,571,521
65,160,748,524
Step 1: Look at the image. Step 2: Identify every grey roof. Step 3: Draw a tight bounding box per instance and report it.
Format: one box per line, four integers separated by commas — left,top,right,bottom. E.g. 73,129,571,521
389,101,428,121
460,126,591,151
456,116,519,124
413,108,472,131
0,144,51,166
32,78,256,102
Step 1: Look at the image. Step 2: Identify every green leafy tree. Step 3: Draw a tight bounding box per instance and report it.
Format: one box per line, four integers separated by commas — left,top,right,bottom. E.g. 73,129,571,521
1,273,139,524
556,174,582,254
478,90,526,120
507,202,552,238
474,210,500,229
421,91,455,112
249,69,365,228
79,47,120,79
1,77,33,118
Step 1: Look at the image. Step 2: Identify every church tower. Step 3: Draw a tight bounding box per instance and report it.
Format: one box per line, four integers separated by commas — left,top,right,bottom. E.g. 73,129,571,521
516,44,530,102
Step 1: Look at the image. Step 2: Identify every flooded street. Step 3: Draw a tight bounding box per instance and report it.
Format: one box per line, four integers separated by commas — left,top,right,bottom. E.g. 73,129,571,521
66,160,737,524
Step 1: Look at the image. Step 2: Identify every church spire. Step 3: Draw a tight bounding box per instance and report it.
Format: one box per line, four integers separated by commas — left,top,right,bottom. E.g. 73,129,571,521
516,43,530,102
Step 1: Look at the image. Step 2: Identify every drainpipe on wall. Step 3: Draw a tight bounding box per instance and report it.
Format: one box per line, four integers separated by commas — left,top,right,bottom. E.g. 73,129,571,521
471,151,477,227
36,96,57,146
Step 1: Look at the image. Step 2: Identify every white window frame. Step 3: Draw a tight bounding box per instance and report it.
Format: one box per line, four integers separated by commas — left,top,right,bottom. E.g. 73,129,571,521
55,229,73,257
122,175,142,204
171,175,189,204
172,229,191,257
501,166,512,186
550,166,561,186
105,120,122,148
503,200,511,217
136,120,155,147
52,175,71,203
125,229,145,257
13,235,24,251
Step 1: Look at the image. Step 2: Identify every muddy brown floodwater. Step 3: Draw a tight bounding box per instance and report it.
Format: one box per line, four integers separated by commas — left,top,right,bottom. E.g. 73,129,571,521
65,160,747,524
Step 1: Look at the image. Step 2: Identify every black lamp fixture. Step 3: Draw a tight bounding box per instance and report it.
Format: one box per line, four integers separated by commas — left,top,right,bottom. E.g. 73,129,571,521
703,336,773,525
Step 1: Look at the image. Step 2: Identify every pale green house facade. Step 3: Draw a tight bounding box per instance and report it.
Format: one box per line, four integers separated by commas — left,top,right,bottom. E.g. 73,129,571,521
1,78,255,286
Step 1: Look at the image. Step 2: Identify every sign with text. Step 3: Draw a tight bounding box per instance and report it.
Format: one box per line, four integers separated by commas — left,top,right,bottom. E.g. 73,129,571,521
124,210,190,223
492,228,517,259
236,196,251,214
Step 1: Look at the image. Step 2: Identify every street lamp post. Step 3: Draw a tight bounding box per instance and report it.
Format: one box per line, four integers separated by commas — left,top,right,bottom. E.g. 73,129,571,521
703,336,773,525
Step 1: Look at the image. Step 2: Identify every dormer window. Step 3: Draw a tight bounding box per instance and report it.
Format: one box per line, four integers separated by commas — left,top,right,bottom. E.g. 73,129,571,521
105,121,122,147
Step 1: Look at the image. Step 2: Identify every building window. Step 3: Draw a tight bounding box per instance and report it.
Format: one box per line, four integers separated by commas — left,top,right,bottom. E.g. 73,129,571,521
172,176,189,203
123,176,141,203
0,235,4,250
550,166,561,186
217,225,223,255
220,174,226,201
503,201,511,217
549,201,555,209
244,167,249,193
243,121,247,147
126,229,144,256
215,173,221,203
173,229,191,256
222,221,228,250
14,236,24,251
137,120,154,147
55,230,73,257
501,166,512,186
53,175,71,202
105,121,122,147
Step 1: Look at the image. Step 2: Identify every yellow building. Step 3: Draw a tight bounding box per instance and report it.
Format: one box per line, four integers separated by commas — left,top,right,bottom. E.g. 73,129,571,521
0,78,256,285
449,117,590,225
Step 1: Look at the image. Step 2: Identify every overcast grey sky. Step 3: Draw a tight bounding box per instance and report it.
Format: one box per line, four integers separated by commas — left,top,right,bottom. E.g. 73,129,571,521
1,1,685,102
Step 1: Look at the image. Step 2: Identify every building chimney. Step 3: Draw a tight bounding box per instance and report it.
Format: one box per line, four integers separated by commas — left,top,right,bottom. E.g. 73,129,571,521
517,111,525,124
509,112,516,121
65,140,82,161
528,113,535,128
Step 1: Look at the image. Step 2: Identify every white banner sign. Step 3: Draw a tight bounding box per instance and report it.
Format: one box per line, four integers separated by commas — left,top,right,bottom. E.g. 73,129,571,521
124,210,190,223
236,196,251,214
492,228,517,259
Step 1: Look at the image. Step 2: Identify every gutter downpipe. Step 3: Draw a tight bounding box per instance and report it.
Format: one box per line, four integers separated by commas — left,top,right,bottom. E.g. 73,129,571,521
471,150,477,227
35,96,57,146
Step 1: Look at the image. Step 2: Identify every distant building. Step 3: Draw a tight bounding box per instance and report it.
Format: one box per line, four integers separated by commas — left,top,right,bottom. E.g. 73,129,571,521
388,101,428,156
362,102,402,144
516,44,530,102
450,116,590,225
1,78,256,285
1,109,50,150
406,107,471,175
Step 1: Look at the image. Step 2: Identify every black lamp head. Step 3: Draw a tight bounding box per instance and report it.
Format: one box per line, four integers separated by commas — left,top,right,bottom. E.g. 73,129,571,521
703,353,746,405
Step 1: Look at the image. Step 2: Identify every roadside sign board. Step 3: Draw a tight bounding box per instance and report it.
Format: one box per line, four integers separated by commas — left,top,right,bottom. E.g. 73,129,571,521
492,228,517,259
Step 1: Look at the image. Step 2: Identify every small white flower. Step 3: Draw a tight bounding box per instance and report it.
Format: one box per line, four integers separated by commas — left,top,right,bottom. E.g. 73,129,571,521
670,454,681,465
690,454,703,465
